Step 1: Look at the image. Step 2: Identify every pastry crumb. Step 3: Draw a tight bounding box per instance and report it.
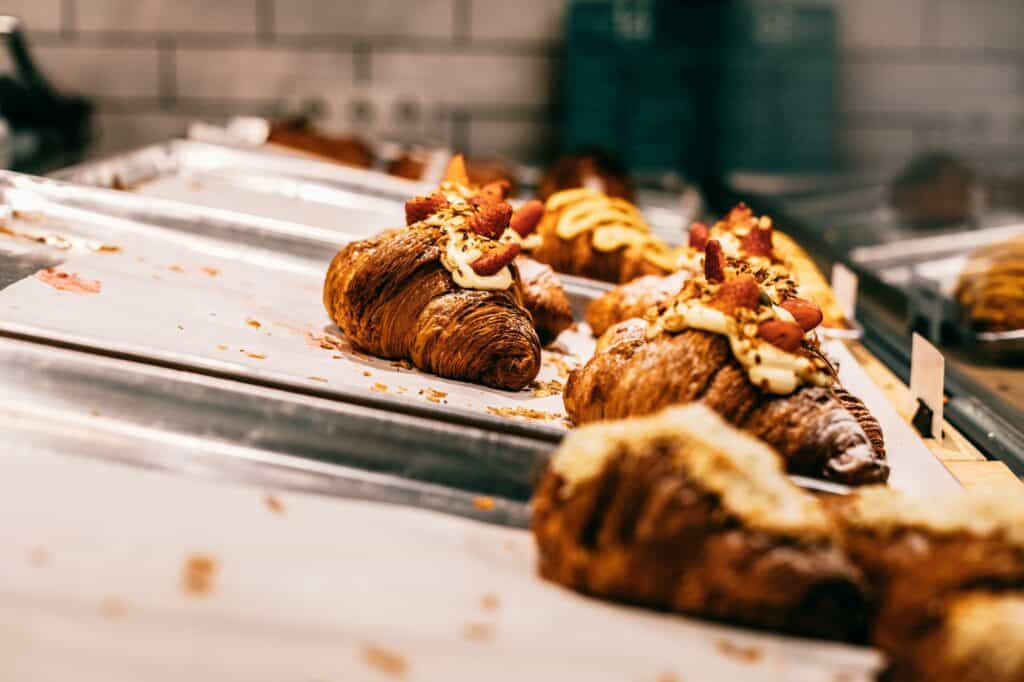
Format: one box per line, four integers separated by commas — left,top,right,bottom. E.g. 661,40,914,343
360,644,408,678
480,593,500,612
181,554,217,597
88,242,121,253
529,379,565,398
246,352,267,360
424,388,447,403
216,344,228,351
305,331,347,353
473,496,496,511
716,639,762,663
246,319,261,329
168,264,185,273
99,595,127,620
177,324,184,331
363,371,372,377
486,406,561,421
264,494,284,514
542,355,578,379
28,546,49,568
35,269,102,294
200,267,220,277
371,382,388,392
308,376,328,383
461,621,496,642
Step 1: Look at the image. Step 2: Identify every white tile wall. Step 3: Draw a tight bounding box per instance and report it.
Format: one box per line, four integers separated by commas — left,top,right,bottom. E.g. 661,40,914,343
77,0,259,34
372,51,552,107
92,112,192,156
467,118,553,160
0,0,63,33
176,48,354,100
0,0,1021,167
842,60,1022,115
931,0,1024,50
35,46,162,98
272,0,454,38
469,0,564,43
838,0,924,49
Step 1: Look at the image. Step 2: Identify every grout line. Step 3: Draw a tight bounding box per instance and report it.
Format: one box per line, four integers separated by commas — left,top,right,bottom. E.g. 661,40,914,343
60,0,77,39
353,42,372,85
158,37,177,109
454,0,472,45
256,0,274,42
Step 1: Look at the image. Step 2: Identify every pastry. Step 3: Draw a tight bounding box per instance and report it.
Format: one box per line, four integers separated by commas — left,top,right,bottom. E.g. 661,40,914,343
538,149,634,202
267,120,374,168
323,156,548,390
532,403,870,641
516,255,574,344
565,240,888,485
529,188,685,284
954,233,1024,332
832,486,1024,681
584,204,847,335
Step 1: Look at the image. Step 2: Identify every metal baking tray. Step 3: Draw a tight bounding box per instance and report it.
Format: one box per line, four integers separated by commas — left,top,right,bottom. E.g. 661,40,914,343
850,222,1024,358
0,169,959,495
51,138,429,236
0,334,532,522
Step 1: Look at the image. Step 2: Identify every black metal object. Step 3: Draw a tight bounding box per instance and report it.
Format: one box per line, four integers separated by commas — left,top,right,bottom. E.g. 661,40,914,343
0,15,93,172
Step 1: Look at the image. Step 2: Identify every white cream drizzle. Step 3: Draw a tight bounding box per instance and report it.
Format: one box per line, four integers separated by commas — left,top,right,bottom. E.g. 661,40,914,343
650,298,831,395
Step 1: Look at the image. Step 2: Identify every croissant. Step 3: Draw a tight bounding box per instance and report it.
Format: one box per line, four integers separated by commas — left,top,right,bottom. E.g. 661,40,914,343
529,188,682,283
831,487,1024,681
515,255,574,344
585,270,690,337
322,157,547,391
566,241,888,485
585,204,848,335
953,233,1024,332
533,404,870,641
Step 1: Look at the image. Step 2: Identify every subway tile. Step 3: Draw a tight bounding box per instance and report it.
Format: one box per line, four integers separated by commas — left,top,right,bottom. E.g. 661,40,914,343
25,46,161,98
469,0,564,43
77,0,259,34
837,125,919,169
840,59,1021,115
176,48,353,100
931,0,1024,50
837,0,924,48
372,52,554,107
0,0,63,32
272,0,453,38
466,118,552,162
91,111,193,156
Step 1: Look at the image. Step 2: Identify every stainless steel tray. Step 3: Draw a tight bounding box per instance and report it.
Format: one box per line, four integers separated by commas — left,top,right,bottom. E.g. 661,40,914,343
0,170,958,495
0,334,531,524
0,170,598,442
850,222,1024,358
52,138,429,236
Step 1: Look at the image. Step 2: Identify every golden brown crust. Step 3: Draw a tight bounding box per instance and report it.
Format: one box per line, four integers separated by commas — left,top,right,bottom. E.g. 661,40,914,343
564,319,889,485
323,227,541,390
532,407,869,641
585,271,690,337
831,488,1024,679
515,256,574,344
954,234,1024,332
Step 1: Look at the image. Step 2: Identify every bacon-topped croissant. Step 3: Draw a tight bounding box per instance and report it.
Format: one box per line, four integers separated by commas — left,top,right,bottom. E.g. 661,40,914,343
584,203,848,336
565,240,889,485
323,156,550,391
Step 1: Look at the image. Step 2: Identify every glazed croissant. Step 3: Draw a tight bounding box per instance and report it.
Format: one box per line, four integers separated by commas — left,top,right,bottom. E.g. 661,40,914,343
322,157,548,391
529,188,682,284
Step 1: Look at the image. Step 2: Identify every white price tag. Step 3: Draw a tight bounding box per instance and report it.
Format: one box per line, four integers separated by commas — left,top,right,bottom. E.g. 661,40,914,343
831,262,858,321
910,333,944,439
